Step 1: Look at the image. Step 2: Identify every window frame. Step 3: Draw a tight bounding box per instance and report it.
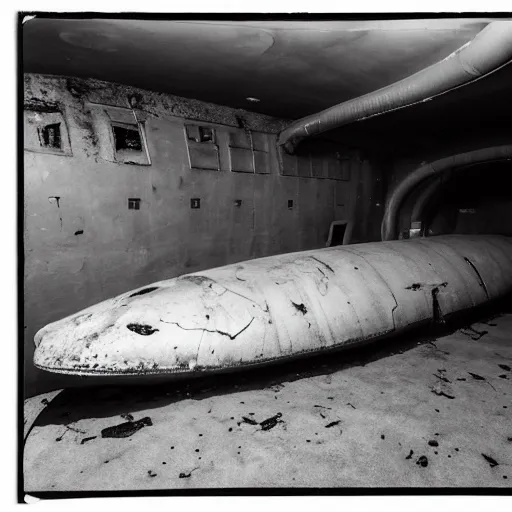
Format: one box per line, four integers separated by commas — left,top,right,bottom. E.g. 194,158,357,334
23,108,73,157
109,120,151,166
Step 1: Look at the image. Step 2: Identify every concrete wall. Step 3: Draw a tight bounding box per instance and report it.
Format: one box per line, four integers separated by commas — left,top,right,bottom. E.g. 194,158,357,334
24,74,382,397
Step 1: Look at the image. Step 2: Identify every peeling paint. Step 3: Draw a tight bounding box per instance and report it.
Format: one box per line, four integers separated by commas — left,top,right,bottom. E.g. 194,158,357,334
25,98,61,113
126,324,159,336
291,301,308,315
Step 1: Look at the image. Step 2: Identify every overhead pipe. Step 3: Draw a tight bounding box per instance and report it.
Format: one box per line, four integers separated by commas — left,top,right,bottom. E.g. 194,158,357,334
278,22,512,154
381,145,512,241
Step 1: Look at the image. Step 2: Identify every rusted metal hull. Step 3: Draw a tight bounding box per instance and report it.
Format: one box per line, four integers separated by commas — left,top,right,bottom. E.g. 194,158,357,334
34,235,512,379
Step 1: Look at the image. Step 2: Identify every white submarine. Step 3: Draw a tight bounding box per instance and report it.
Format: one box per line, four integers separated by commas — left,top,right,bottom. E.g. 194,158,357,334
33,234,512,379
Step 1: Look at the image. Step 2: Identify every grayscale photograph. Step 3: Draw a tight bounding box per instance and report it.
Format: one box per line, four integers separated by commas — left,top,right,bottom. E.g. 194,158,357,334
20,12,512,498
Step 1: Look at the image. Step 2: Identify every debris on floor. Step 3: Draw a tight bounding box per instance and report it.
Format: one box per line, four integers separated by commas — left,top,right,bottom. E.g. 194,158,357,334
24,313,512,489
101,416,153,438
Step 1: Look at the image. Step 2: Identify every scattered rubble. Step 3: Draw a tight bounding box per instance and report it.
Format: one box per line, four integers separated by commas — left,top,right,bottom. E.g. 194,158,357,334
101,416,152,438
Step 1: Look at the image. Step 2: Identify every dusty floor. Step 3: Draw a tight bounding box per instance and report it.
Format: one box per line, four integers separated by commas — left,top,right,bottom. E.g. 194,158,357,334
24,308,512,491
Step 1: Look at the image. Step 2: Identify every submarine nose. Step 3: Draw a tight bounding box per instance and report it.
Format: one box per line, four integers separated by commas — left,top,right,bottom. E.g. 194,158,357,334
33,299,125,373
31,278,223,375
32,274,267,377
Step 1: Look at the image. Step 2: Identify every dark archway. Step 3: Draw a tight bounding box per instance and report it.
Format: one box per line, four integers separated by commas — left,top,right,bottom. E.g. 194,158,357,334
381,145,512,240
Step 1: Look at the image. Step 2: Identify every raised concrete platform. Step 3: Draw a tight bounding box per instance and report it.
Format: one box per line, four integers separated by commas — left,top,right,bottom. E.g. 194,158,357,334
24,311,512,491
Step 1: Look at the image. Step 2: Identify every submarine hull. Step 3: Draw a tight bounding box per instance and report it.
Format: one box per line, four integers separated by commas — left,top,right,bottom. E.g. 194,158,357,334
33,235,512,379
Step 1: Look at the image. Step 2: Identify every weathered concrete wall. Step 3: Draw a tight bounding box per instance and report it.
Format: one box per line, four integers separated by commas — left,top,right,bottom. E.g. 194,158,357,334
24,74,381,397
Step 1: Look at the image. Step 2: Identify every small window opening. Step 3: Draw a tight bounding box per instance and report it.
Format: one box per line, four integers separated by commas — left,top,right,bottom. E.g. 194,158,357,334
234,199,242,208
288,199,294,209
128,198,141,210
186,125,216,144
198,127,214,143
38,123,62,149
185,124,215,144
113,125,142,152
191,198,201,209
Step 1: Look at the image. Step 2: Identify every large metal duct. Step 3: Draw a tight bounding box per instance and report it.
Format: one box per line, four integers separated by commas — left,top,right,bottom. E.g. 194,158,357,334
278,22,512,154
381,145,512,241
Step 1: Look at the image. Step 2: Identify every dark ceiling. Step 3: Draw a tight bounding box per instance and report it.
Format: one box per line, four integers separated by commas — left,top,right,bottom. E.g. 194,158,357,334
23,17,512,156
326,59,512,156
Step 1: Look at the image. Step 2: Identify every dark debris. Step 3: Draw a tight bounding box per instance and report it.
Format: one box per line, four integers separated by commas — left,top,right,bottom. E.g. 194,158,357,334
291,301,308,315
416,456,428,467
431,381,455,399
482,453,499,468
127,323,159,336
241,416,258,425
80,436,97,445
101,416,152,438
260,413,283,431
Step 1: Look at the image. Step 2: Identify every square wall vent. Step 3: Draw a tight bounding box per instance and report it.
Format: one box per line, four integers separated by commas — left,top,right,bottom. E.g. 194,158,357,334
128,198,141,210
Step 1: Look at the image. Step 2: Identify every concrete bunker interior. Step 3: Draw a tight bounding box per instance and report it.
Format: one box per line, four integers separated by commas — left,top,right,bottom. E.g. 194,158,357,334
22,16,512,491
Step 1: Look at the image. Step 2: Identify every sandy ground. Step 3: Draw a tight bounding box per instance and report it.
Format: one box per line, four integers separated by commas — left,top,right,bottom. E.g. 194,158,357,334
24,310,512,491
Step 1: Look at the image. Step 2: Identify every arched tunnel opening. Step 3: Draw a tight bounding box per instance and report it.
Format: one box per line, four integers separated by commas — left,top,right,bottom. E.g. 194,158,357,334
399,160,512,239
